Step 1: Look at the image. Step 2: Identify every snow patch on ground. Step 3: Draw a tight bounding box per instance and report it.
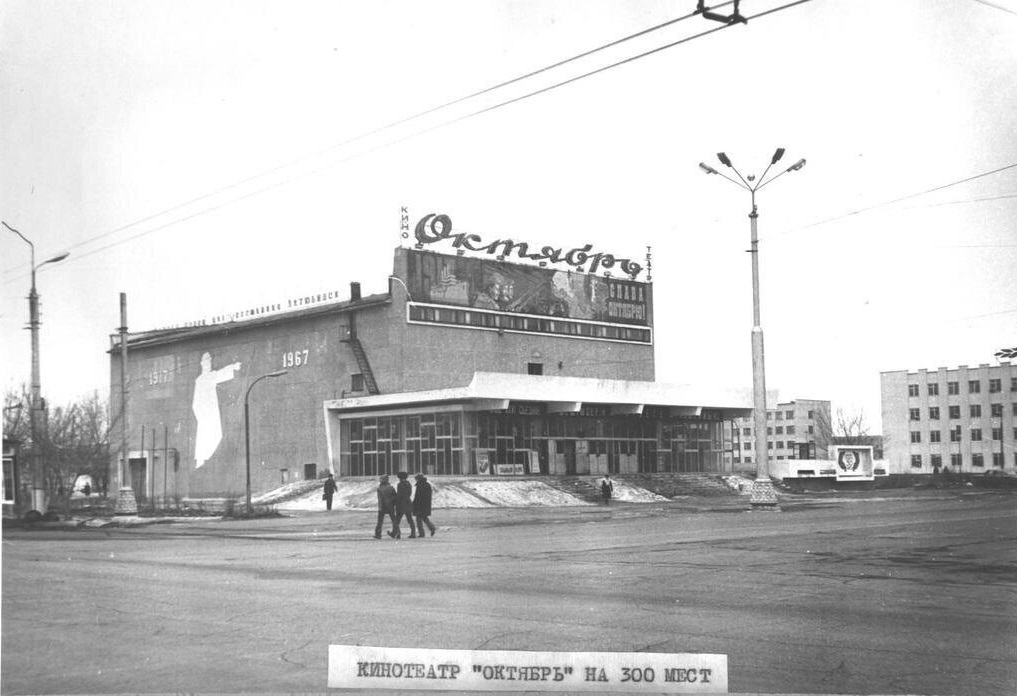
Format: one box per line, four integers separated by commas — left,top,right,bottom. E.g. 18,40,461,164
459,480,590,507
609,480,669,502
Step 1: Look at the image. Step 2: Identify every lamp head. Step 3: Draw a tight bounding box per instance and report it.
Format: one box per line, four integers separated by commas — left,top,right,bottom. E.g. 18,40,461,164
788,158,806,172
267,370,289,378
716,152,732,167
771,148,785,164
698,162,719,175
45,252,70,264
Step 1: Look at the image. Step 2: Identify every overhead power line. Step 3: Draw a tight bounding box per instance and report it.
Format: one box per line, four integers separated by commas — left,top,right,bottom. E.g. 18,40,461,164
3,2,736,277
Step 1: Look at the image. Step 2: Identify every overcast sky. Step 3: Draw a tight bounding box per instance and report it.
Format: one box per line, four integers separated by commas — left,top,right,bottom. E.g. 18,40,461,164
2,0,1016,430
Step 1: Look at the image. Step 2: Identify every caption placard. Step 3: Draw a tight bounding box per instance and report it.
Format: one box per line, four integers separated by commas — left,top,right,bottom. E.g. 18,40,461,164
328,645,727,692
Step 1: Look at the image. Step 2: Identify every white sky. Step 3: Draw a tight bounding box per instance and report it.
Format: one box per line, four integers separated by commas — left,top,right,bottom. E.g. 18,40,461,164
2,0,1016,430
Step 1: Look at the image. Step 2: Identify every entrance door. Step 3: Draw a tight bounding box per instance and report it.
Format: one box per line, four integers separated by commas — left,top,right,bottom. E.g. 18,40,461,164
129,457,147,502
564,441,576,475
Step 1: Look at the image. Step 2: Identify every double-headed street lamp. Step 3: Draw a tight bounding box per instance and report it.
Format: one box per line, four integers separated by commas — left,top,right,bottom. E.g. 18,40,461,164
3,221,70,514
244,370,288,515
698,149,806,508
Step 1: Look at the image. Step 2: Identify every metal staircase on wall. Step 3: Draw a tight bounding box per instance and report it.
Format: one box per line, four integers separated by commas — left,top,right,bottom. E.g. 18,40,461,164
346,336,380,394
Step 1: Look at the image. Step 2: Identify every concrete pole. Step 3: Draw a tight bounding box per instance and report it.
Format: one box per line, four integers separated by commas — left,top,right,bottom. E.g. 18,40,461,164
748,193,778,507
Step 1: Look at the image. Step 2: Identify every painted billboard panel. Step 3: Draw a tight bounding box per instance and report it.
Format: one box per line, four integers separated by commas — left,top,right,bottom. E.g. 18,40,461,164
405,249,650,327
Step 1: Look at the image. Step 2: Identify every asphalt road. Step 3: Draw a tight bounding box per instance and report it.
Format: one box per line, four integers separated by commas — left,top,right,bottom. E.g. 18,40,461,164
2,489,1015,695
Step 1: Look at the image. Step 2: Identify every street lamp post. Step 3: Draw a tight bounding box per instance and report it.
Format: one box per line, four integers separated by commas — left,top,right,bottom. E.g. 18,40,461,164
244,370,288,515
3,221,69,514
698,150,805,508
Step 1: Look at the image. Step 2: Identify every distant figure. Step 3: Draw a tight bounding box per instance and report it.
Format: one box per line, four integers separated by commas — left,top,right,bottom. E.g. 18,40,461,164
82,482,91,497
413,473,436,537
600,474,614,504
374,475,396,539
392,471,415,538
322,472,338,511
192,352,241,468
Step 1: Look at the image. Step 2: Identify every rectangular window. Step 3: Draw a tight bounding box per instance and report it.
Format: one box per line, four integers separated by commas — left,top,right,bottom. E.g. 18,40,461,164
990,403,1002,417
910,454,922,468
989,378,1001,393
993,453,1004,468
1011,377,1017,392
786,425,795,435
743,427,751,436
928,383,939,396
970,428,982,441
949,405,960,419
743,442,751,450
909,408,921,421
950,427,962,442
808,425,814,434
992,427,1002,441
950,453,962,468
3,458,15,503
969,380,981,394
931,454,942,468
908,384,920,397
351,373,365,392
948,381,959,395
767,412,773,420
775,412,783,420
929,407,940,420
930,430,941,443
767,427,773,435
775,426,784,434
785,410,794,419
527,362,543,376
972,453,984,467
970,404,982,417
808,410,815,419
910,431,921,443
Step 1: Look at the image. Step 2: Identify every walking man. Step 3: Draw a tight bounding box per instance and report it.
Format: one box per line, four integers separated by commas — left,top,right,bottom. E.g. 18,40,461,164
413,473,436,537
374,474,396,539
322,472,338,511
600,474,614,505
391,471,415,538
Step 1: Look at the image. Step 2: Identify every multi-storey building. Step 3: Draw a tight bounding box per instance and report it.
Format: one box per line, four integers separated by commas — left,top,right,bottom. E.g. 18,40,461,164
730,399,831,467
881,363,1016,474
108,213,752,501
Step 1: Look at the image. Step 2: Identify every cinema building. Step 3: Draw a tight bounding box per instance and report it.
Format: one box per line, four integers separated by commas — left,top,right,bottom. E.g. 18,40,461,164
109,215,751,501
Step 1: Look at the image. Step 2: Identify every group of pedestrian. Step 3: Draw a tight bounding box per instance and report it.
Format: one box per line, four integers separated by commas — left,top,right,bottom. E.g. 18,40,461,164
375,471,436,539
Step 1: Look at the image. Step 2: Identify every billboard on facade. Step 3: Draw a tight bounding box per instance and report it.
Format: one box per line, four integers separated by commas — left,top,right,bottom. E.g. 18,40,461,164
405,249,650,327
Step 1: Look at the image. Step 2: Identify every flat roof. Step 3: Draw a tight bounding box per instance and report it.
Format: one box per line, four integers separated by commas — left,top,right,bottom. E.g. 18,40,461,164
324,372,752,419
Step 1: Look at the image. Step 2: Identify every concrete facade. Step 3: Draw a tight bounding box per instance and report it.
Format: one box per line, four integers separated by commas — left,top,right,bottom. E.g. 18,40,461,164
730,398,831,466
881,362,1016,475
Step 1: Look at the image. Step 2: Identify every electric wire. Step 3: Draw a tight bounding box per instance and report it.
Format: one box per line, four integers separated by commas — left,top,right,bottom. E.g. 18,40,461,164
2,2,735,277
6,0,816,280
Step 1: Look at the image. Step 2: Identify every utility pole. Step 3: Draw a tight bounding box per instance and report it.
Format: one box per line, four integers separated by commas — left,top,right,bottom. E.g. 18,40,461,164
698,150,806,509
114,292,138,514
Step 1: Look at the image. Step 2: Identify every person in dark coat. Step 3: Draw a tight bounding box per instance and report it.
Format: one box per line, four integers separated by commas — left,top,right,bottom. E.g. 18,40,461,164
600,474,613,504
374,474,397,539
322,472,338,511
413,473,436,537
391,471,415,538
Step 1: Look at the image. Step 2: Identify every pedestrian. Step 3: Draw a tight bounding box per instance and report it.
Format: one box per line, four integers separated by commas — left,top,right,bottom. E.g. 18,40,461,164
413,473,436,537
322,472,338,511
374,474,396,540
600,474,613,504
391,471,415,538
82,482,92,497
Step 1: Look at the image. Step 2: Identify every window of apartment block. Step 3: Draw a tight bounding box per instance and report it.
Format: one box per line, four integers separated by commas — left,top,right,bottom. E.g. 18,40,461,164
910,454,922,468
970,428,982,441
808,425,814,434
1013,403,1017,416
968,380,981,393
350,373,365,392
775,411,783,420
931,454,942,468
786,425,795,434
767,427,773,435
928,383,939,396
992,427,1002,441
908,384,920,397
744,456,752,464
785,410,794,419
930,430,941,443
950,453,962,468
775,426,784,434
929,407,940,420
1011,377,1017,392
743,427,751,436
950,427,962,442
993,453,1004,468
948,381,959,395
743,442,751,450
972,453,984,467
989,378,1001,393
527,362,543,375
910,431,921,443
909,408,920,421
970,404,982,418
767,441,773,449
990,403,1002,417
808,410,815,418
949,405,960,419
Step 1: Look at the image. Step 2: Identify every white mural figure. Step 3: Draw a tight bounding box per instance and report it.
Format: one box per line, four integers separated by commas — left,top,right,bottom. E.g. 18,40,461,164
192,352,241,468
